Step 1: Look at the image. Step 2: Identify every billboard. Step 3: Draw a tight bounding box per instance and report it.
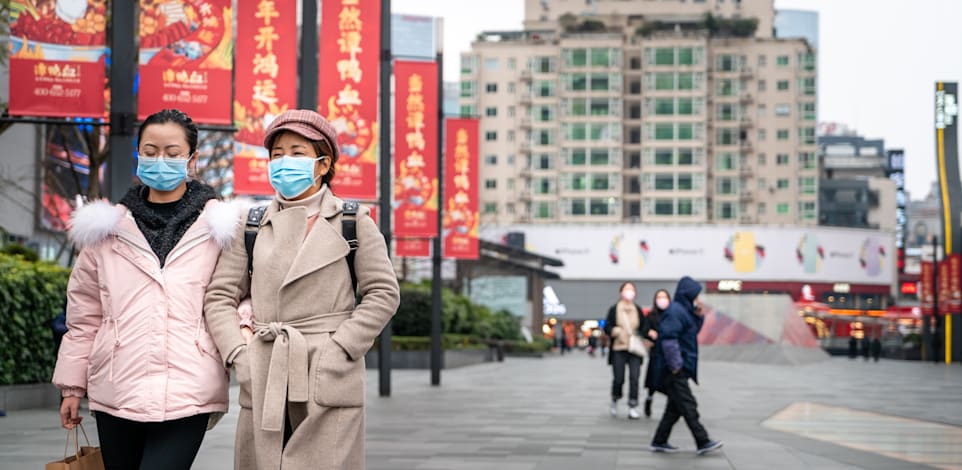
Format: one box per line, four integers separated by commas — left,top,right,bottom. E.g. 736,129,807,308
443,118,480,260
232,0,298,195
393,60,438,237
8,1,107,117
319,0,381,200
481,225,896,285
137,0,234,124
935,82,961,254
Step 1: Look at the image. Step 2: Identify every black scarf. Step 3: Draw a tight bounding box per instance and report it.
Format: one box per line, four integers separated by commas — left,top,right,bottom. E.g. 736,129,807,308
120,181,216,267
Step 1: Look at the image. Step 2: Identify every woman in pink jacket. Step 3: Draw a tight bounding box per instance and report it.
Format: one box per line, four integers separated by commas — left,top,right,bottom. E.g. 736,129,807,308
52,109,240,470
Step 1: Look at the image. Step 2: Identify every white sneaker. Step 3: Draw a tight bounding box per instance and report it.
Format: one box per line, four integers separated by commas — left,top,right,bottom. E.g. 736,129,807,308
628,407,641,419
609,401,618,417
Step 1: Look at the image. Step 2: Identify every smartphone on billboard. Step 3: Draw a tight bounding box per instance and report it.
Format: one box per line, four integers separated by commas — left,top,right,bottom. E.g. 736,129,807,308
734,232,755,273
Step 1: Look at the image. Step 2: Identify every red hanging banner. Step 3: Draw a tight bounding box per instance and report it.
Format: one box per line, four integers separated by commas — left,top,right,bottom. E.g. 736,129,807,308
443,118,480,260
318,0,380,200
137,0,233,124
921,260,934,314
231,0,298,196
948,254,962,313
8,1,107,117
397,238,431,258
393,60,438,237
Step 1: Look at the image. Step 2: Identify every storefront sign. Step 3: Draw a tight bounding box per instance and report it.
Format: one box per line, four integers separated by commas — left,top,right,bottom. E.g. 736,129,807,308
718,280,743,292
319,0,381,200
393,60,438,237
8,0,107,117
137,0,233,124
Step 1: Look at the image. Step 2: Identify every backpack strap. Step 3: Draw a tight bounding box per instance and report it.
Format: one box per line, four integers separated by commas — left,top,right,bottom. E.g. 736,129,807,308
244,205,268,276
342,200,359,295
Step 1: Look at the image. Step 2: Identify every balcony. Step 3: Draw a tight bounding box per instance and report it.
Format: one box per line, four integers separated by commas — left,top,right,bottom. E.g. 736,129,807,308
739,92,753,103
519,94,532,106
519,190,532,201
520,141,532,154
516,213,532,223
740,66,753,78
520,117,532,130
739,214,753,224
739,140,753,153
520,69,532,82
739,115,753,128
739,190,754,201
739,164,753,177
519,166,532,178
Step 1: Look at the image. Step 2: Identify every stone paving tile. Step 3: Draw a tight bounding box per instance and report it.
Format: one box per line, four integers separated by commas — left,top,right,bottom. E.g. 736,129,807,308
1,354,960,469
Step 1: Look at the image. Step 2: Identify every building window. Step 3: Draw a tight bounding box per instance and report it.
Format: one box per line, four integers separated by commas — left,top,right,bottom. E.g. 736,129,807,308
508,106,516,117
655,123,674,140
758,153,766,166
655,48,674,65
678,148,695,165
655,149,673,165
799,127,816,145
485,179,497,189
564,48,588,67
461,55,477,74
799,102,816,120
656,98,674,115
678,98,695,115
717,79,736,96
485,107,497,117
590,198,614,215
483,202,498,214
678,174,693,191
777,80,790,91
535,202,553,219
798,152,816,169
655,174,674,190
798,77,816,96
775,104,791,116
655,199,674,215
460,105,475,117
460,81,476,98
678,47,695,65
678,123,695,140
777,178,790,189
537,80,554,97
507,179,515,190
507,82,516,93
590,174,610,190
485,131,497,141
758,54,766,67
507,58,516,70
655,72,674,90
776,154,790,165
569,149,587,165
758,202,766,214
757,104,767,119
758,80,766,92
776,55,790,67
717,152,737,170
678,198,693,215
536,178,552,194
717,103,736,121
758,129,767,141
718,202,736,220
799,201,817,220
538,154,554,170
571,198,587,215
717,128,737,145
799,53,816,71
484,58,499,70
717,177,737,195
629,201,641,217
717,54,737,72
534,56,555,73
798,177,816,194
777,129,790,140
757,177,767,191
590,73,610,91
591,48,612,67
590,149,610,165
485,155,498,165
570,173,587,191
777,203,790,215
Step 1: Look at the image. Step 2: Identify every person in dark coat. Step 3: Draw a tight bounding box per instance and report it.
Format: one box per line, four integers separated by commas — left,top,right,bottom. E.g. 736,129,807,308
649,276,722,455
861,336,871,361
603,282,653,419
643,289,671,418
848,336,857,359
871,336,882,362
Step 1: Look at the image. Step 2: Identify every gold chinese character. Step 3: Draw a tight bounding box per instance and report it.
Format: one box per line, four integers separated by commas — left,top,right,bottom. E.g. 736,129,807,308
456,129,469,144
409,74,423,93
339,6,362,32
255,0,280,25
336,84,362,106
163,68,176,83
252,53,279,79
255,26,279,52
406,112,424,130
337,31,362,55
176,70,190,83
34,62,47,77
454,174,470,190
406,131,425,150
253,79,279,105
337,58,362,82
202,15,220,28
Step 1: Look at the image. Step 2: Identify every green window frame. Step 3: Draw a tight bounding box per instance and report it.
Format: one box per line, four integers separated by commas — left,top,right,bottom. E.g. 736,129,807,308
590,99,609,116
655,123,674,140
777,129,790,141
677,175,693,191
677,98,694,115
590,48,611,67
655,199,674,215
677,123,694,140
571,99,587,116
590,149,610,165
655,98,674,115
655,149,673,165
590,74,609,91
570,149,587,165
678,48,694,65
777,80,790,91
571,199,587,215
677,198,693,215
655,73,675,90
655,174,674,190
777,203,790,214
678,73,695,90
571,174,587,191
799,102,816,121
570,49,587,67
655,48,674,65
678,148,694,165
776,55,790,67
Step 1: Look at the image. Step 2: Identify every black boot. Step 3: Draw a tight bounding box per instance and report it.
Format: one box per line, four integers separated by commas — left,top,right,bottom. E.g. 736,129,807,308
644,396,653,417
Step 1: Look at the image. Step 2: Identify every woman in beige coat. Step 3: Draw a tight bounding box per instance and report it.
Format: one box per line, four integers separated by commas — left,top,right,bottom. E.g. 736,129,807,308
204,109,400,470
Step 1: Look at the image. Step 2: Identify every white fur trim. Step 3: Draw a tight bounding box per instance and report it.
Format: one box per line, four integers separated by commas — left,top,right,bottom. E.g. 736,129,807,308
68,200,123,248
204,201,242,250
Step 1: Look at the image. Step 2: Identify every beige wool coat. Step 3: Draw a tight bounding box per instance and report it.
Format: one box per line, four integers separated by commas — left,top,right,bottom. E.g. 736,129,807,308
204,190,400,470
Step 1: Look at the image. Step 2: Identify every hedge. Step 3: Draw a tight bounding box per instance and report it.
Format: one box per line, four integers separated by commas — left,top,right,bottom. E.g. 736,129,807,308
376,335,552,353
393,282,523,342
0,254,70,385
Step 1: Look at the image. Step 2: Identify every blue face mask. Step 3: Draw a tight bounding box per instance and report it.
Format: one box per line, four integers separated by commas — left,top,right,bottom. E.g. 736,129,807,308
136,155,191,191
268,155,325,199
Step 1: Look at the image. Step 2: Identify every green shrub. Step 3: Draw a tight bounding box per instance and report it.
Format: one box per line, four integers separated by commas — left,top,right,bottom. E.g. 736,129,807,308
1,244,40,262
392,283,524,344
0,254,70,385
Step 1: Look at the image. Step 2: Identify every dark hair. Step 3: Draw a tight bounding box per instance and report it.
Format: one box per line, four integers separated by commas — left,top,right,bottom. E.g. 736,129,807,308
619,282,634,293
138,109,199,155
651,289,671,312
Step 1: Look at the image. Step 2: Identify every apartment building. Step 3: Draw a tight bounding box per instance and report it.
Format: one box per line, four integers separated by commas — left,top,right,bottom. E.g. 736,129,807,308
460,0,818,225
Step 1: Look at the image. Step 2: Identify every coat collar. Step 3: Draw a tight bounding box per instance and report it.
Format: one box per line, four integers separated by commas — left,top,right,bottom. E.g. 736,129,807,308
261,187,342,226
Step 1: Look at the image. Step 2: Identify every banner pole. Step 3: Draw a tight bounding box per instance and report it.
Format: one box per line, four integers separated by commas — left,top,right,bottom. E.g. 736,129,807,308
108,0,137,202
430,19,444,387
377,0,394,397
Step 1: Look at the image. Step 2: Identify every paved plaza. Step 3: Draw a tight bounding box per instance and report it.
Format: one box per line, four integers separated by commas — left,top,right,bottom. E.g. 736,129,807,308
1,353,960,469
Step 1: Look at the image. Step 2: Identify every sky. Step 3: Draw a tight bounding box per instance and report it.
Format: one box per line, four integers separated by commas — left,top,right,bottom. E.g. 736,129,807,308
390,0,962,200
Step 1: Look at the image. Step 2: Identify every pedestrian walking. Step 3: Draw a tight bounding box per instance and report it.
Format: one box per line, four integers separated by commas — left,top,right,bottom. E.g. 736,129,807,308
649,276,723,455
643,289,671,418
861,336,871,361
603,282,653,420
848,336,857,359
204,109,400,470
871,336,882,362
53,109,240,469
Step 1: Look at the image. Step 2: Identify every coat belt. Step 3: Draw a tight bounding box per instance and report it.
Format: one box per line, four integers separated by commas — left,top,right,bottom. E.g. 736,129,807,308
252,311,351,432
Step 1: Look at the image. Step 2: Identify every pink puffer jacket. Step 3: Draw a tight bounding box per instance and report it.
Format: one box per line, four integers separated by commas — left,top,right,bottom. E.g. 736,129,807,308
52,199,241,423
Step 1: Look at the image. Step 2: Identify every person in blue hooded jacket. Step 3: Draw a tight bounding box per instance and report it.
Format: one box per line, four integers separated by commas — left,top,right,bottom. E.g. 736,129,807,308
649,276,723,455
